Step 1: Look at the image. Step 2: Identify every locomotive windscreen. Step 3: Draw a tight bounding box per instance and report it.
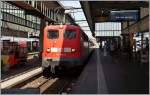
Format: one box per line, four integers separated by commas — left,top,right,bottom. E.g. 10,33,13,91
47,30,59,39
64,30,76,39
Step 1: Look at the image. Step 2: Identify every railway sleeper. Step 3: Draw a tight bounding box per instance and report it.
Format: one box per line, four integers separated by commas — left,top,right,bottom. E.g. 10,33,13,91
42,64,83,78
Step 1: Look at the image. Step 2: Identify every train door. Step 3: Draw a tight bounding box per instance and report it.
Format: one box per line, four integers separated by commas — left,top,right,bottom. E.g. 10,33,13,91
1,40,10,71
1,41,17,71
18,41,27,64
27,41,32,52
32,41,39,52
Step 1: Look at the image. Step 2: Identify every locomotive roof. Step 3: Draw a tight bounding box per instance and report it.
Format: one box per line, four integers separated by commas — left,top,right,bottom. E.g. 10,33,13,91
46,24,80,28
45,24,89,41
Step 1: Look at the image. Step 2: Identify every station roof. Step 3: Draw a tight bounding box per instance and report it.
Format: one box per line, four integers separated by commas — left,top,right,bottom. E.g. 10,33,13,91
59,1,93,39
8,1,60,22
80,1,149,36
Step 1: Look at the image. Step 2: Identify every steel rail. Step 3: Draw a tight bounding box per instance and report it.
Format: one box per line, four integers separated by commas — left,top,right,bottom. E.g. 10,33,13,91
1,67,42,89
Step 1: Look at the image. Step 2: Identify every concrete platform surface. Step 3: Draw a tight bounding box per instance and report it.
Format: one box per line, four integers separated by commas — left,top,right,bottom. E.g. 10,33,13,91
71,48,149,94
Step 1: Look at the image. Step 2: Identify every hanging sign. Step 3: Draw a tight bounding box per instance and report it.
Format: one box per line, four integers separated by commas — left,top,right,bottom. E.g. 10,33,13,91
109,10,139,21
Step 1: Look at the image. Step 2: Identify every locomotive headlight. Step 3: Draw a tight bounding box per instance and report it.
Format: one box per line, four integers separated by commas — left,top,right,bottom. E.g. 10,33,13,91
59,24,63,29
71,48,76,52
46,48,51,52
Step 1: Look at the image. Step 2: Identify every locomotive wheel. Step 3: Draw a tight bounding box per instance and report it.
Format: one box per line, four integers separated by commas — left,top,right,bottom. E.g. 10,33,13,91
42,67,51,78
55,66,65,76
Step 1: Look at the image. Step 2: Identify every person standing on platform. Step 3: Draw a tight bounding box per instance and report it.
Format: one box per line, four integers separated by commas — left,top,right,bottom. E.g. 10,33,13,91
103,42,107,56
110,42,115,55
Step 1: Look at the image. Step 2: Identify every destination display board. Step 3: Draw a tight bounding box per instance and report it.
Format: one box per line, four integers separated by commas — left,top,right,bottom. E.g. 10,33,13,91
109,10,139,21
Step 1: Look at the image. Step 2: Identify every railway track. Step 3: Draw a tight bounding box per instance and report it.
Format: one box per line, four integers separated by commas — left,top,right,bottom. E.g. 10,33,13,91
1,67,41,83
20,76,74,94
1,50,93,94
1,67,42,89
1,67,79,94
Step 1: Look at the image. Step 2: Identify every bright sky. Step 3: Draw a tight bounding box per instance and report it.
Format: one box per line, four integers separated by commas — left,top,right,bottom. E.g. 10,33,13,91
59,1,94,39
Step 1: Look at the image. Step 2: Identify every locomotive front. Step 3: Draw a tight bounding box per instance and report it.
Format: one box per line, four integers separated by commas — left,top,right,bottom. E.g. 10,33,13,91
42,25,81,75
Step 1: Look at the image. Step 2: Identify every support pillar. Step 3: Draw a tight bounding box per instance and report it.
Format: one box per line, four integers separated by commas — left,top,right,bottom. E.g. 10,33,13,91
39,18,46,53
129,32,134,52
141,33,144,51
0,1,2,52
0,1,2,33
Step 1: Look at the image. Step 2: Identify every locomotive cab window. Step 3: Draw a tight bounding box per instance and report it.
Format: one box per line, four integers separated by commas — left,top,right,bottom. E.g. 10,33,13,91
47,30,59,39
64,30,76,39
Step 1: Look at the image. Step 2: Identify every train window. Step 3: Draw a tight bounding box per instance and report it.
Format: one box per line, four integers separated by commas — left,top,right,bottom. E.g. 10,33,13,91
47,30,59,39
64,30,76,39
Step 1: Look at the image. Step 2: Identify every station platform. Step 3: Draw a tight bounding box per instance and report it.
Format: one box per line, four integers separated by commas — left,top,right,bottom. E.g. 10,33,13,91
71,48,149,94
1,53,40,80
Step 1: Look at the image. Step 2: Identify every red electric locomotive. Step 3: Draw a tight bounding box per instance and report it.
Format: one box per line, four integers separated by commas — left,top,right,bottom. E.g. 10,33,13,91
42,24,92,76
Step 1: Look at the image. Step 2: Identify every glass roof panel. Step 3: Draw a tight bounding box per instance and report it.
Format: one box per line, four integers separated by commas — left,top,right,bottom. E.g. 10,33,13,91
59,1,93,38
59,1,81,8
